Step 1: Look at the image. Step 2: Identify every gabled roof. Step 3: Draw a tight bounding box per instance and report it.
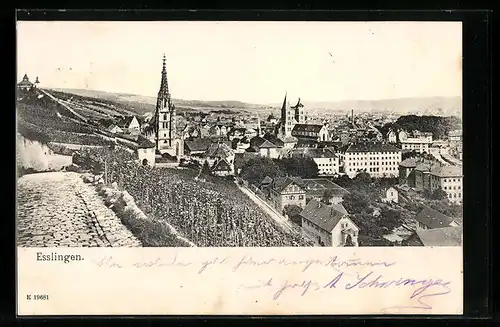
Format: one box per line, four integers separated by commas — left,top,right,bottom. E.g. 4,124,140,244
272,176,305,193
300,178,350,197
117,116,137,128
399,157,419,168
211,158,232,172
292,124,324,133
300,199,350,233
203,142,234,158
263,134,285,147
415,206,456,229
259,176,274,186
18,80,33,87
107,124,122,132
137,135,156,149
185,138,212,152
250,136,281,149
416,226,462,246
429,165,462,178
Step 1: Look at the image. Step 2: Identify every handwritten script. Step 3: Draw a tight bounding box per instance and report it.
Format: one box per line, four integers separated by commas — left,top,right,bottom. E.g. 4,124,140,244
93,253,452,313
95,254,396,273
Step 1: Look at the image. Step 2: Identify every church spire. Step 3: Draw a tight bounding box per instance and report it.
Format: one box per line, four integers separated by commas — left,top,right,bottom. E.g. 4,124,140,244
158,54,170,101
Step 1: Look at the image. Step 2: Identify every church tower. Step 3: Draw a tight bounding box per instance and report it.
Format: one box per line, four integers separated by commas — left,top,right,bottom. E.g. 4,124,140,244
292,97,305,124
279,92,298,137
155,54,177,151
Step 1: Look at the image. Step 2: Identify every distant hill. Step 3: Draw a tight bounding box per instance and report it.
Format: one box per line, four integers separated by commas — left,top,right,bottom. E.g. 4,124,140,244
50,88,267,116
271,97,462,118
51,88,462,118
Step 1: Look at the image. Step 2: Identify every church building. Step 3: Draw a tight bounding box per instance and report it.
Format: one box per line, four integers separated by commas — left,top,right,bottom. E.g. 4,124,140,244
144,55,184,159
277,93,306,138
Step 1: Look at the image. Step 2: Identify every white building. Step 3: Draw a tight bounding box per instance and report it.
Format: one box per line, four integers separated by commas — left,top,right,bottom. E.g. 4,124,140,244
399,130,433,154
381,186,398,203
249,136,282,159
300,199,359,247
344,143,402,178
137,136,156,167
428,165,463,204
387,130,397,143
284,147,340,176
292,124,330,142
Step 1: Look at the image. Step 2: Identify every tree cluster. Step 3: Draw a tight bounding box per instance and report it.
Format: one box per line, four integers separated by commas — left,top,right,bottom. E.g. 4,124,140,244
239,156,319,185
380,115,461,140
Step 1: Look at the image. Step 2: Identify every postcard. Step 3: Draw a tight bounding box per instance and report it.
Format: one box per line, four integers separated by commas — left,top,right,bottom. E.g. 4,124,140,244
16,20,463,315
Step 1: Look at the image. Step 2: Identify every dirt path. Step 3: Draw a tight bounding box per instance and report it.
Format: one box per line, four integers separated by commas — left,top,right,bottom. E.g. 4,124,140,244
234,181,299,234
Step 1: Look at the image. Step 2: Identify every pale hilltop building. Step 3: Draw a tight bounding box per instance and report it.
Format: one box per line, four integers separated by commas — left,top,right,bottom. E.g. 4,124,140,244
144,55,184,159
17,74,39,91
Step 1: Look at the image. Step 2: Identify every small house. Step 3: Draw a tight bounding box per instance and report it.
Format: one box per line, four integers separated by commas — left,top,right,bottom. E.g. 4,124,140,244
269,177,307,213
107,124,124,134
300,199,360,247
415,226,462,246
137,136,156,167
381,186,398,203
415,206,459,231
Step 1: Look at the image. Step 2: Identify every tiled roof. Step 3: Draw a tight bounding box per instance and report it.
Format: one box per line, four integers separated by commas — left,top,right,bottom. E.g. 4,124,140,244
292,124,324,133
300,199,348,232
18,80,33,87
259,176,274,186
300,178,350,198
399,157,419,168
203,142,234,158
429,165,462,177
272,176,304,193
346,142,401,153
211,158,232,172
250,136,281,149
185,138,212,152
117,116,137,128
414,162,435,172
287,147,337,159
415,206,455,229
416,226,462,246
263,134,284,147
280,136,298,143
137,135,156,149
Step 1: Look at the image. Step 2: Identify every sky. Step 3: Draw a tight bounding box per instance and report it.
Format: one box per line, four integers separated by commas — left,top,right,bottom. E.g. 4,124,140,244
17,21,462,104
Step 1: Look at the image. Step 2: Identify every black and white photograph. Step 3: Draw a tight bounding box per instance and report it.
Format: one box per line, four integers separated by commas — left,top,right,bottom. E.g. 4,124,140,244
15,19,468,316
16,21,463,249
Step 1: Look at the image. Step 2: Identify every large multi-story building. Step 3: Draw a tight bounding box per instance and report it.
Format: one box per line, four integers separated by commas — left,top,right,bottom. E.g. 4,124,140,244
291,124,330,142
399,130,433,154
343,143,402,178
428,165,463,204
283,147,340,176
